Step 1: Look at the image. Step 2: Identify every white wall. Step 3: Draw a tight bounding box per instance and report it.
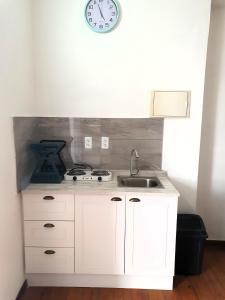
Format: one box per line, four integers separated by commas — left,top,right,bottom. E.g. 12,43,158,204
33,0,211,211
0,2,213,298
197,4,225,240
0,1,34,299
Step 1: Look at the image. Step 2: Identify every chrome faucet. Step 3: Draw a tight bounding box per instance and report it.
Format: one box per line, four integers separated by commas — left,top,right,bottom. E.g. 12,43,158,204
130,149,140,176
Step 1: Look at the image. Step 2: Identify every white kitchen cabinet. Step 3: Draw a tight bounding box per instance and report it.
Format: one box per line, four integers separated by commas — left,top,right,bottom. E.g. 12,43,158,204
75,193,177,277
125,194,177,276
23,184,178,289
22,192,75,274
75,194,125,275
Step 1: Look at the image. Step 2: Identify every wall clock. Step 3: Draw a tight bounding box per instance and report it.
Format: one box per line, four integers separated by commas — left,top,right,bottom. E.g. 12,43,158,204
85,0,120,33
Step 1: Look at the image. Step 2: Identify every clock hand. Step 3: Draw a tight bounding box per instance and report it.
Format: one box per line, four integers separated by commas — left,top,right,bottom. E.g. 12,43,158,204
98,4,105,21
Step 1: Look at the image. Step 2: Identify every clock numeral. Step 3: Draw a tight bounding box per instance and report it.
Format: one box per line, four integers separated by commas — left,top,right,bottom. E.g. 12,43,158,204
112,12,116,16
93,22,97,27
89,5,93,9
99,25,103,29
88,12,91,16
109,5,113,9
110,18,113,22
105,23,109,27
89,18,93,22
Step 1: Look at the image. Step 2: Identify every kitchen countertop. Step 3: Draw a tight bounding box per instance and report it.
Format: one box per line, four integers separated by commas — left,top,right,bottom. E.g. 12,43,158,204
22,170,180,197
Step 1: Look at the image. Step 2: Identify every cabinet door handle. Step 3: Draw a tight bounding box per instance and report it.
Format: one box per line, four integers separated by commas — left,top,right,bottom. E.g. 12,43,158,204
43,196,55,200
43,223,55,228
44,250,55,255
111,197,122,202
129,198,141,202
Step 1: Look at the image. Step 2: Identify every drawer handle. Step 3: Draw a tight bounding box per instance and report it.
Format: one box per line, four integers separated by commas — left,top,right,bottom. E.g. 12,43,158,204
129,198,141,202
43,223,55,228
44,250,55,255
111,197,122,202
43,196,55,200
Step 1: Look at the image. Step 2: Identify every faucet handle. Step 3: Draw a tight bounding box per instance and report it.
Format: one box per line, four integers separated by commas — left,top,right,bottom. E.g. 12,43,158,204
135,150,140,158
131,149,140,158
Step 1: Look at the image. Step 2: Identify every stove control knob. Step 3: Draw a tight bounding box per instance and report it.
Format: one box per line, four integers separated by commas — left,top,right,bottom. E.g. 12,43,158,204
98,176,102,182
73,176,77,181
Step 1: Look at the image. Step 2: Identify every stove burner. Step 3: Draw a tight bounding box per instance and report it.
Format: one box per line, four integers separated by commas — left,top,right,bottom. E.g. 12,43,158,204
91,170,110,176
73,163,93,170
67,169,86,176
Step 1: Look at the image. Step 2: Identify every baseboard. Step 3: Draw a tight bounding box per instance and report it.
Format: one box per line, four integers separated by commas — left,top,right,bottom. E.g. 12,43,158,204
206,240,225,246
15,280,28,300
26,274,173,290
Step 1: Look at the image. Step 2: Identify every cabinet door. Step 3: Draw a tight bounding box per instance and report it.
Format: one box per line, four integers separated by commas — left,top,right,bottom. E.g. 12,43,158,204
75,194,125,275
125,195,177,276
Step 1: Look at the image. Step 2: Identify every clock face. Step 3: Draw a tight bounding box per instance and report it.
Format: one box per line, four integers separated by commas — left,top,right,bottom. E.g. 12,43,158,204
85,0,119,33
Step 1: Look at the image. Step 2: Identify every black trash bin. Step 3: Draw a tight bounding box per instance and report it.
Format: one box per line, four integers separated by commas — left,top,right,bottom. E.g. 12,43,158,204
175,214,208,275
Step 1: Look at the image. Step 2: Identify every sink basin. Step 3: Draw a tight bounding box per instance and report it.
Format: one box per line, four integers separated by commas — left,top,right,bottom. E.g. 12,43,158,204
117,176,164,188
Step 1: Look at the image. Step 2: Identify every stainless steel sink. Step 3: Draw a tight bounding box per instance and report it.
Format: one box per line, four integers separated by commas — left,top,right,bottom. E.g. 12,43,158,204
117,176,164,188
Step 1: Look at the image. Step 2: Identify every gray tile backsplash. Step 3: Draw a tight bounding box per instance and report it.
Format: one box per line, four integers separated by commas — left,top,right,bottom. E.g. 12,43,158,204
13,117,164,191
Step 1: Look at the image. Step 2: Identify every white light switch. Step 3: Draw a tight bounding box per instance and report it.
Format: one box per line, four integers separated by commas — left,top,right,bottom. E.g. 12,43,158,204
85,137,92,149
101,137,109,149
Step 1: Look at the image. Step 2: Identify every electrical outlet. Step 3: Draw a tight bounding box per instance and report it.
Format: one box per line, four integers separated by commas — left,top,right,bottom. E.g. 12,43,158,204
101,137,109,149
85,137,92,149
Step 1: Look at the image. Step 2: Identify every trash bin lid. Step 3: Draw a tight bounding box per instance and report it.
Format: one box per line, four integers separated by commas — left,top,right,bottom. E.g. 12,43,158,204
177,214,208,238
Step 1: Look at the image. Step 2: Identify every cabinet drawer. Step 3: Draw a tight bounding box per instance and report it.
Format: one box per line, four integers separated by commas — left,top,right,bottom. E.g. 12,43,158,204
25,247,74,273
24,221,74,247
23,193,74,220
